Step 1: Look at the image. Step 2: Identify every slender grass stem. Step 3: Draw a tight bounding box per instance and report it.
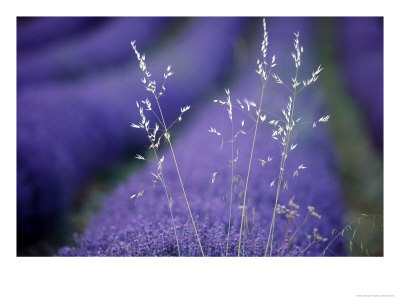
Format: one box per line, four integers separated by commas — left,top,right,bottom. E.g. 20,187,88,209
301,240,316,254
226,119,234,256
153,95,205,256
238,80,266,256
278,218,292,255
265,69,298,257
288,212,309,244
152,150,181,256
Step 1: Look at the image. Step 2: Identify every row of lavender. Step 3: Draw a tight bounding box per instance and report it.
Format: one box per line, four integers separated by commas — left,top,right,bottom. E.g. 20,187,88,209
59,18,346,256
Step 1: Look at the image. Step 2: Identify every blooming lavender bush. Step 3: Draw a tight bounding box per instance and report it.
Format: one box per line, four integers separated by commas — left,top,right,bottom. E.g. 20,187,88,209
58,97,344,256
59,17,346,256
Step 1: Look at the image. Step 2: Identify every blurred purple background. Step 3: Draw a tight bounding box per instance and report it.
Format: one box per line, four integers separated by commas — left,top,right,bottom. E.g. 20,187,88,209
17,17,383,256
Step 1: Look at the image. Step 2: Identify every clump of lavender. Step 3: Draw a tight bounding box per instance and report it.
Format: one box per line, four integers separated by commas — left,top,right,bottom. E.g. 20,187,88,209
130,41,204,256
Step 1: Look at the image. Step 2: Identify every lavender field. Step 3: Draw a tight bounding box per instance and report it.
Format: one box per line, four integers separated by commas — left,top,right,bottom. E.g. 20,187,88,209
17,17,383,257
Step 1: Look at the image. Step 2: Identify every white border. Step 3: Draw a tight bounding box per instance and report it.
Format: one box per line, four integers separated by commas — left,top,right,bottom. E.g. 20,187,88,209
2,0,399,299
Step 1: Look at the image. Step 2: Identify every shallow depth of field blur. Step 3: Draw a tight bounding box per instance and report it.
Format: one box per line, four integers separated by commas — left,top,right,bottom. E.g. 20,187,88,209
17,17,383,256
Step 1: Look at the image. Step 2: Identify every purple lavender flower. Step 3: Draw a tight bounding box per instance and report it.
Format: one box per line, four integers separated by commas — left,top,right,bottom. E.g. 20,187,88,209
58,95,345,256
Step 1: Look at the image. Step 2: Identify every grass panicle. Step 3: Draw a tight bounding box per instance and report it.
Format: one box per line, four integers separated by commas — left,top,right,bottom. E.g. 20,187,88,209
237,18,275,256
209,19,329,257
131,41,204,256
264,31,325,256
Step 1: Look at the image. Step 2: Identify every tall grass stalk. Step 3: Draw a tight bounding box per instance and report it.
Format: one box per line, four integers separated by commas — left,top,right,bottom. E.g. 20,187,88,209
154,150,181,256
210,89,236,256
155,96,204,256
237,81,266,256
265,69,298,256
238,18,273,256
131,41,204,256
264,32,323,256
225,91,234,256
